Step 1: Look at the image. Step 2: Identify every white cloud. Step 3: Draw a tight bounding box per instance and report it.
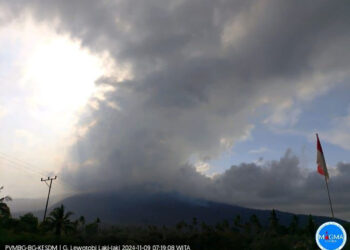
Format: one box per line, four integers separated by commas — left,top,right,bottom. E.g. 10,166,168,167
0,105,7,119
194,161,211,174
0,17,113,197
249,147,270,154
320,109,350,150
263,99,301,126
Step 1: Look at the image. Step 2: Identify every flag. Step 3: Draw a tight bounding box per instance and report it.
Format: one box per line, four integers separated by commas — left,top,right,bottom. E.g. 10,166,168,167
316,133,329,181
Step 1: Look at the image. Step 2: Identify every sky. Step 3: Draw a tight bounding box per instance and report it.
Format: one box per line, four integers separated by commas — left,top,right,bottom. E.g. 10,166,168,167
0,0,350,219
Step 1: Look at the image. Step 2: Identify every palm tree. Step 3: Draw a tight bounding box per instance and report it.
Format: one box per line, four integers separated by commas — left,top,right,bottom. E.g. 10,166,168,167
0,186,11,218
46,204,74,236
74,215,86,233
85,217,101,236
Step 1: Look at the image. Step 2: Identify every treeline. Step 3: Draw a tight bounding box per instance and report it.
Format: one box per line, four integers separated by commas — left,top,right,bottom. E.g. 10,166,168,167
1,196,350,249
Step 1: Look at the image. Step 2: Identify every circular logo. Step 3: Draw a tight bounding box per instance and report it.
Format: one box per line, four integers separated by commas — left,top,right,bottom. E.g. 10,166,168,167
316,221,347,250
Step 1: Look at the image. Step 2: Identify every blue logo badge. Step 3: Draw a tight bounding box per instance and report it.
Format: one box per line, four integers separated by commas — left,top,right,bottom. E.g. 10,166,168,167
316,221,347,250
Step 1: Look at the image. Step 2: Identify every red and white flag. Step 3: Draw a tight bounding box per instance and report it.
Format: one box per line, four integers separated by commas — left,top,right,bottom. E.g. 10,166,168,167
316,133,329,181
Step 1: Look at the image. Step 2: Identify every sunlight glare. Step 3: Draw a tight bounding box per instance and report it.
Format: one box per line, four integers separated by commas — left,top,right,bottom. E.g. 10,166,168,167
23,36,104,130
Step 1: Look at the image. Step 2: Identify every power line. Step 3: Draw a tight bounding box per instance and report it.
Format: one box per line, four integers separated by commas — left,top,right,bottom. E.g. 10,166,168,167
0,156,45,177
0,151,50,176
0,154,80,192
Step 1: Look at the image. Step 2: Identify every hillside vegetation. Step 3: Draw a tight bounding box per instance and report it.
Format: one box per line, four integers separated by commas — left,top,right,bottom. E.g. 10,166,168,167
1,199,350,249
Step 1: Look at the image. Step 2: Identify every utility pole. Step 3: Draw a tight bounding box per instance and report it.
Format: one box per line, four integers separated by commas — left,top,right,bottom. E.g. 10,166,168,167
41,176,57,221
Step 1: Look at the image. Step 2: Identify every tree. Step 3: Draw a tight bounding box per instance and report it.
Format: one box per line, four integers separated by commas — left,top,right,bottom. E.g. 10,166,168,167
176,220,187,232
305,215,316,237
192,217,198,228
46,204,74,236
74,215,86,232
0,186,11,218
79,216,85,225
288,215,299,234
85,217,101,236
269,209,279,233
250,214,262,234
234,215,242,229
18,213,38,232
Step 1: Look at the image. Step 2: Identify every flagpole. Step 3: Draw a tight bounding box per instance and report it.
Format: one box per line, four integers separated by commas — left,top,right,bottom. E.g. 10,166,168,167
316,133,335,219
324,176,334,218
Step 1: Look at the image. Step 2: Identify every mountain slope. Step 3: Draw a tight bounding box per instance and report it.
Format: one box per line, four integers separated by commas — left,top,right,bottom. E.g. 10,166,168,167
46,190,346,227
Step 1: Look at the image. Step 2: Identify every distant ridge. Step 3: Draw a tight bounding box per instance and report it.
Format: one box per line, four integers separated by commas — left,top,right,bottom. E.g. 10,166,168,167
36,189,347,227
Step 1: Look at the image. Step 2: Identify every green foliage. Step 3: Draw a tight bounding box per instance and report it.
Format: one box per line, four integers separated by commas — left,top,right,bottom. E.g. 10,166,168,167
249,214,262,234
73,215,86,233
0,186,11,219
45,204,75,236
269,209,279,231
17,213,39,233
2,202,350,250
305,214,316,237
288,214,299,234
85,217,100,236
233,214,242,228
